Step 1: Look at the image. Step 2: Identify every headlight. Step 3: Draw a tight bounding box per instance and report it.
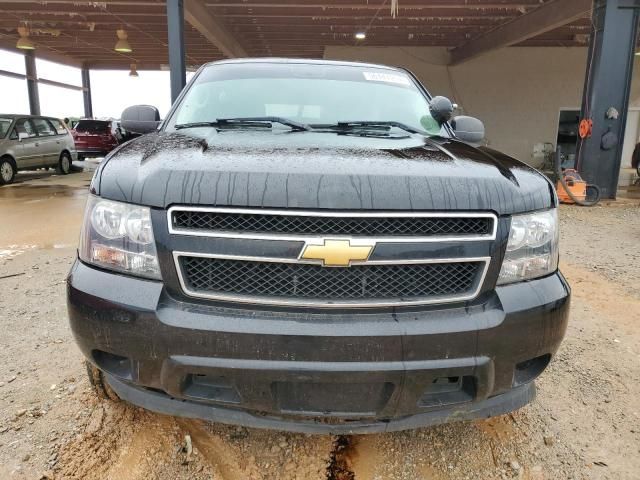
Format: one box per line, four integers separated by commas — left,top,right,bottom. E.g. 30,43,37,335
498,209,559,285
79,196,161,280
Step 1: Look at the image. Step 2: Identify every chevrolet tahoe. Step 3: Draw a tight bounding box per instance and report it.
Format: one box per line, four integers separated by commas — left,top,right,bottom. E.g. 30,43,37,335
67,59,570,434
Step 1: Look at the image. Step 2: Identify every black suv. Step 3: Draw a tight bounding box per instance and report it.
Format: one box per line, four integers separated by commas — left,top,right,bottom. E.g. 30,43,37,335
67,59,569,434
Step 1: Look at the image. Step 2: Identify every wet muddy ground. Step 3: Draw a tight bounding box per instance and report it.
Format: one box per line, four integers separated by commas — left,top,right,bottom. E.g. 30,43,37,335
0,170,91,261
0,170,639,479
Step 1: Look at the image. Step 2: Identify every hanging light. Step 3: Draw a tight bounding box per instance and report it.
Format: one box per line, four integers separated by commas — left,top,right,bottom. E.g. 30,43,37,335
129,64,139,77
355,32,366,40
114,29,132,53
390,0,399,18
16,26,35,50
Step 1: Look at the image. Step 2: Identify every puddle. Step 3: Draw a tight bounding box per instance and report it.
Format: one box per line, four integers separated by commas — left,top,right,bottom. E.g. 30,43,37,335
0,173,92,254
0,183,90,200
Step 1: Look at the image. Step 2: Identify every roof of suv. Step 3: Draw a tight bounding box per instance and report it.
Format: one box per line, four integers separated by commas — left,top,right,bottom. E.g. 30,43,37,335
0,114,61,120
204,57,404,72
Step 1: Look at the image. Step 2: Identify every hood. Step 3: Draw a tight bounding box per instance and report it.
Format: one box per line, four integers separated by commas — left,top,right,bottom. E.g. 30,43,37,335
95,130,554,215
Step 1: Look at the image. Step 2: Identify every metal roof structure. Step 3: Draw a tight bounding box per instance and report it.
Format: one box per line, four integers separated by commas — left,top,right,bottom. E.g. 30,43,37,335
0,0,593,69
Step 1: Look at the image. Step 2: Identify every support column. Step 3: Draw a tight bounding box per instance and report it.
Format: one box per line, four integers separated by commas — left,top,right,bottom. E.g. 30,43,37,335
167,0,186,104
24,50,40,116
576,0,639,199
81,65,93,119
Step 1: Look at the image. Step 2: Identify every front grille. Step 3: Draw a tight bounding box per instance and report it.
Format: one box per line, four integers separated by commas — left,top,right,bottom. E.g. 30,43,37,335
180,256,481,304
171,210,492,237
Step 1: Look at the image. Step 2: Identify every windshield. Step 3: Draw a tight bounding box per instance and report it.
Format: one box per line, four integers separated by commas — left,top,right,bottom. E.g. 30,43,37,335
75,120,110,133
0,118,12,138
168,63,444,135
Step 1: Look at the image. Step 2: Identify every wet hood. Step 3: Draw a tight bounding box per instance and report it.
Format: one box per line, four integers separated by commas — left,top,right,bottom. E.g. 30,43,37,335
95,130,555,215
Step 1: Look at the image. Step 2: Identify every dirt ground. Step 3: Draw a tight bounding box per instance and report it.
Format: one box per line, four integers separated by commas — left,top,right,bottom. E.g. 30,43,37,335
0,169,639,480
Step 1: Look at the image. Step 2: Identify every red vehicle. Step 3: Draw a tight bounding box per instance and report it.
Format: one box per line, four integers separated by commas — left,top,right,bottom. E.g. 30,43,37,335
72,120,121,159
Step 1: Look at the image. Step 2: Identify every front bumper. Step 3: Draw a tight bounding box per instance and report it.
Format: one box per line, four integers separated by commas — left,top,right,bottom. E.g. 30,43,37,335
67,260,570,434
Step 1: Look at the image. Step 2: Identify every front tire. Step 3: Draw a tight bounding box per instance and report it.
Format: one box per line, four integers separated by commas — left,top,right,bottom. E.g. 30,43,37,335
0,157,16,185
57,152,71,175
85,361,120,401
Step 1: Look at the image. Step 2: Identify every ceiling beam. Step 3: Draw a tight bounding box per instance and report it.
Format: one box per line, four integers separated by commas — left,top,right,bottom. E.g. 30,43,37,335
0,0,540,5
0,39,83,67
183,0,247,58
204,1,546,9
449,0,593,65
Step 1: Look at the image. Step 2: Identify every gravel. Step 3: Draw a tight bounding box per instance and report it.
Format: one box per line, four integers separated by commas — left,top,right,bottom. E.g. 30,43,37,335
0,175,638,479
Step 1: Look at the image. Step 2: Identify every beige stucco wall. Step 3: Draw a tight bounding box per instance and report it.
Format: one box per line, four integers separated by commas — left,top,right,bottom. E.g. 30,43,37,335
325,46,640,167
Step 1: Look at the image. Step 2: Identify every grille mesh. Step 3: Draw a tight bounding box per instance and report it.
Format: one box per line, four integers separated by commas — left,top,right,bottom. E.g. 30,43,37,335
181,257,481,302
172,210,491,237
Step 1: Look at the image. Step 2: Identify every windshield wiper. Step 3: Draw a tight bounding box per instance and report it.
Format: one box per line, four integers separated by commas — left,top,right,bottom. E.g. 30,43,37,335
174,116,310,132
311,121,424,135
174,121,222,130
220,117,310,131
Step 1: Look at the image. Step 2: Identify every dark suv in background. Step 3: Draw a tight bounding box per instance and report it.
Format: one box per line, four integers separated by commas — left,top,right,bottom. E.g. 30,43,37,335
67,59,570,434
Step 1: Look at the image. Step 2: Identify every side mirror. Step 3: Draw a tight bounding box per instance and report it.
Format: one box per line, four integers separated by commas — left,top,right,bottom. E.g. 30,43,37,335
120,105,161,135
18,132,29,141
451,115,485,144
429,96,455,125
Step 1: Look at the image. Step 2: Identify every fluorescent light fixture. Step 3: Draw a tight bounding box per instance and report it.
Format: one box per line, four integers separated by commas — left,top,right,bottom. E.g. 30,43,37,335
16,36,35,50
115,29,132,53
355,32,366,40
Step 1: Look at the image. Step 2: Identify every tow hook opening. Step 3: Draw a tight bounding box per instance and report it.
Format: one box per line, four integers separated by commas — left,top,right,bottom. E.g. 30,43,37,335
514,354,551,386
418,375,476,408
92,350,133,380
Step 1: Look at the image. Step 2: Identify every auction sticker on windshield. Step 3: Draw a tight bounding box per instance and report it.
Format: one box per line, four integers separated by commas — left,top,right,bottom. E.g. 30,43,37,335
363,71,411,86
